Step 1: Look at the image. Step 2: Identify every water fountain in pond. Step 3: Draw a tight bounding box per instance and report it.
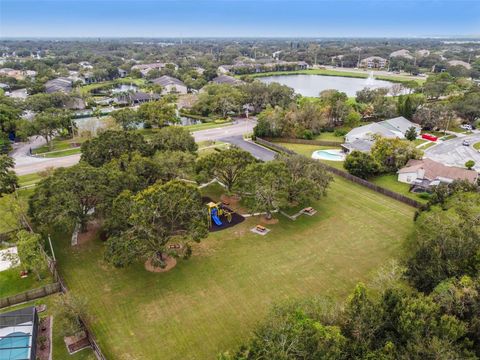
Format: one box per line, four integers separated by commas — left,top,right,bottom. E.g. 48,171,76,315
365,71,375,86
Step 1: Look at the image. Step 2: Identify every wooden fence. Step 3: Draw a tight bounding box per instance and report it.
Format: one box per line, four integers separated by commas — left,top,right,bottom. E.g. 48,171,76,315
0,282,61,308
256,138,422,209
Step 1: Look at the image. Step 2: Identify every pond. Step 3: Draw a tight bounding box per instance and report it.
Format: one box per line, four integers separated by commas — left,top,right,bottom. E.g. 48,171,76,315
258,74,400,97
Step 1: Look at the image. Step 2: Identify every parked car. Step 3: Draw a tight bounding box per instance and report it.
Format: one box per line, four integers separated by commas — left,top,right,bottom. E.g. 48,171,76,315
462,140,470,146
460,124,473,131
422,133,438,141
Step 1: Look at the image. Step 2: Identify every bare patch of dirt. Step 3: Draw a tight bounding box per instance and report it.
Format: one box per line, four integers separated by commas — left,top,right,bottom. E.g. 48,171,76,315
220,194,241,208
259,216,279,225
144,256,177,273
77,220,102,245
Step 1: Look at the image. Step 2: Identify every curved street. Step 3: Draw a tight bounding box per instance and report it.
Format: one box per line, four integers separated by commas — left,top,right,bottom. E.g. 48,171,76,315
12,118,265,175
424,133,480,171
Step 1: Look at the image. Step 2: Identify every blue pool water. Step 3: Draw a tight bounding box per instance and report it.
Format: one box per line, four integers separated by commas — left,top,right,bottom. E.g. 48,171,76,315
312,149,345,161
0,332,30,360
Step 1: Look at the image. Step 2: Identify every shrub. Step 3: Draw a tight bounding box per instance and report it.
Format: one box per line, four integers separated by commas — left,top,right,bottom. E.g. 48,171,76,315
344,151,379,179
465,160,475,170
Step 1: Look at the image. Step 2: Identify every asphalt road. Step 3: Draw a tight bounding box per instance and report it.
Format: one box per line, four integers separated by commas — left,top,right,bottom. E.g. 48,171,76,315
424,133,480,171
12,136,81,175
220,135,276,161
12,118,270,175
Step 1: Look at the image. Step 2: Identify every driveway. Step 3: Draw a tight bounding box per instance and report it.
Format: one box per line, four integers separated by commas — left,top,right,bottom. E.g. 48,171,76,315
220,135,276,161
424,133,480,171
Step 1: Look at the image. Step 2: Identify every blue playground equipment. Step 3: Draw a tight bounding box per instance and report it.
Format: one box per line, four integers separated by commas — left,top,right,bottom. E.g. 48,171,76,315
211,207,222,226
207,201,233,228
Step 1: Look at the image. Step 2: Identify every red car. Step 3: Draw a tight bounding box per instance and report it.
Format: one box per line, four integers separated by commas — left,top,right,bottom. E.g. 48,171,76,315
421,133,438,141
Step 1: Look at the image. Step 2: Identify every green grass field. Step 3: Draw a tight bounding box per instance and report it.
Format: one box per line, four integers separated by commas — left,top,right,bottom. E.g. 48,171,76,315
245,68,424,84
34,148,82,158
314,132,345,142
51,177,414,359
32,138,82,155
473,142,480,151
0,295,95,360
0,267,53,298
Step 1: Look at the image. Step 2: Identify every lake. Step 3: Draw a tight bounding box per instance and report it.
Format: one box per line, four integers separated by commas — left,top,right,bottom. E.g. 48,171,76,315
258,74,399,97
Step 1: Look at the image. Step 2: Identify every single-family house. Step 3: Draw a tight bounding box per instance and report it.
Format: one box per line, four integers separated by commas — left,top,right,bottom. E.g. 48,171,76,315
343,117,421,153
211,75,243,85
151,75,187,94
45,77,72,93
131,62,178,77
390,49,413,60
115,91,160,105
7,88,28,99
447,60,472,69
118,68,127,78
359,56,388,69
398,158,478,190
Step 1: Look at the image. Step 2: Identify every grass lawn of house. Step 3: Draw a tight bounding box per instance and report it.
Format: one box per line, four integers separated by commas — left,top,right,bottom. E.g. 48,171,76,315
314,131,345,142
0,295,96,360
0,267,53,298
32,137,83,158
51,177,414,360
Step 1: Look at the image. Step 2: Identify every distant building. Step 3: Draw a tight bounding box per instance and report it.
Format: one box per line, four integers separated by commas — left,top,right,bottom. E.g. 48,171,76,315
0,82,10,90
118,68,127,78
211,75,243,85
390,49,413,60
359,56,388,69
218,60,309,75
115,91,160,105
447,60,472,69
343,117,421,153
131,62,178,77
7,88,28,99
45,77,72,93
151,75,187,94
79,61,93,69
398,158,478,190
416,49,430,57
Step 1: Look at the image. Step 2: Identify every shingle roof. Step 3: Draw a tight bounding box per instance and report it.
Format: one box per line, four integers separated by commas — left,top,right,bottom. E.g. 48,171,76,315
151,75,186,87
45,77,72,93
212,75,242,85
398,158,478,184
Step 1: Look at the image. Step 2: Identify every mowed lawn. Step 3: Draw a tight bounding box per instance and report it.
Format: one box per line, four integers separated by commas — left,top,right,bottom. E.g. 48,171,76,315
53,177,414,360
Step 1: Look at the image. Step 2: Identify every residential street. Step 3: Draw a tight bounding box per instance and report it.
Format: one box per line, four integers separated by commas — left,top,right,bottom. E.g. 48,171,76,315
424,133,480,171
12,118,265,175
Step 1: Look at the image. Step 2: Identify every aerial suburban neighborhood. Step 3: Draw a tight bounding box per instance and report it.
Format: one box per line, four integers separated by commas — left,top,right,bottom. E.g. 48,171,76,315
0,1,480,359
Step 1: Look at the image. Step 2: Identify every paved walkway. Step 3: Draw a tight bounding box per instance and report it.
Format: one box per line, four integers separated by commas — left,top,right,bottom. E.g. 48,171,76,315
424,133,480,171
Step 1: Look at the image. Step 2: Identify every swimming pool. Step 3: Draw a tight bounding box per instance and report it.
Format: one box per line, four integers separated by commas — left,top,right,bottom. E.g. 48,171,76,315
0,331,31,359
311,149,345,161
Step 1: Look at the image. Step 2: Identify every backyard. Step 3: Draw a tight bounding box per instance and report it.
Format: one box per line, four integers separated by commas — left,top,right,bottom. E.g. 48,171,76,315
275,141,428,202
52,177,414,359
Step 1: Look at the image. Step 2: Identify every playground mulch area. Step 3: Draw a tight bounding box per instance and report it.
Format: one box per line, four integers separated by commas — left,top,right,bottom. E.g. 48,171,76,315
203,196,246,232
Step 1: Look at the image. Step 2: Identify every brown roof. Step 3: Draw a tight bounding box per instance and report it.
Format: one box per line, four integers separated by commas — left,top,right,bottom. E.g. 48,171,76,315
398,158,478,183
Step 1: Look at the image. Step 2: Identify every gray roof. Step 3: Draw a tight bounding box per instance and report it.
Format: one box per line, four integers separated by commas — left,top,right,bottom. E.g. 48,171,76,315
345,117,420,143
45,77,72,93
151,75,186,88
342,139,373,153
212,75,242,85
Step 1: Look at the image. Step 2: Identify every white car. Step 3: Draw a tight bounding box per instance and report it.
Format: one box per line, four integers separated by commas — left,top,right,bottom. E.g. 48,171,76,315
460,124,473,131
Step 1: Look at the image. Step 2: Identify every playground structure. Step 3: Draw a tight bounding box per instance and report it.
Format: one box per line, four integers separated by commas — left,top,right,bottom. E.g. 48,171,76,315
207,202,234,228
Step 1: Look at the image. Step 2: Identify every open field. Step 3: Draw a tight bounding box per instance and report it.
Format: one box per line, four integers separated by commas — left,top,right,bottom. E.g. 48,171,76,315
245,68,424,84
52,177,414,359
0,295,96,360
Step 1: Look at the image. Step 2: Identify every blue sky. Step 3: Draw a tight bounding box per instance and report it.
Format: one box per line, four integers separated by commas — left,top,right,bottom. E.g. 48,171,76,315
0,0,479,38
